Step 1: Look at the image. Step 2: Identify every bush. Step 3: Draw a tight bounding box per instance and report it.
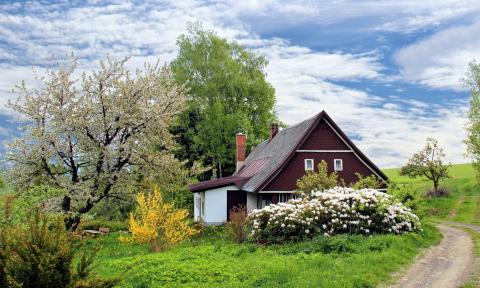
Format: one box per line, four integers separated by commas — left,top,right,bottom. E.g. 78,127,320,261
225,205,248,243
295,160,341,197
426,186,450,198
352,173,383,189
248,187,421,244
0,209,117,288
388,182,426,218
120,187,197,251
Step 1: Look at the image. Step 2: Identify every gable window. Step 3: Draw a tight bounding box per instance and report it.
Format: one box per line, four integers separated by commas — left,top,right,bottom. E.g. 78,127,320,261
334,159,343,171
305,159,314,171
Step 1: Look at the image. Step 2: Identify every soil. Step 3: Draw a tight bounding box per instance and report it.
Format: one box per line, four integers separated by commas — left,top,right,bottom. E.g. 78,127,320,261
390,224,476,288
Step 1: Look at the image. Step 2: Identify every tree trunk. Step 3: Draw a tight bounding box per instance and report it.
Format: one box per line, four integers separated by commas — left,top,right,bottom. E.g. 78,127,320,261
64,215,81,231
433,179,439,194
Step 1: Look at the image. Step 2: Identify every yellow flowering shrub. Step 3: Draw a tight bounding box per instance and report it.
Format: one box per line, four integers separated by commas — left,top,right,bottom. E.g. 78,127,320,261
120,187,197,251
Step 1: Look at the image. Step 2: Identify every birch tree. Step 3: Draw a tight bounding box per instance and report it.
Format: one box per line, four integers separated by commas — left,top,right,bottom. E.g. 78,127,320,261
5,57,187,230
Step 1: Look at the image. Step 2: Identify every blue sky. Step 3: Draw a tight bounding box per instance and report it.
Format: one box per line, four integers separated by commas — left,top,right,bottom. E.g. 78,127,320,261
0,0,479,168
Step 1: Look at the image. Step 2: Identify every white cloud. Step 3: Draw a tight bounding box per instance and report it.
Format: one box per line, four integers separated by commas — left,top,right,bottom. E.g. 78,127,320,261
0,0,472,168
395,19,480,90
266,54,468,168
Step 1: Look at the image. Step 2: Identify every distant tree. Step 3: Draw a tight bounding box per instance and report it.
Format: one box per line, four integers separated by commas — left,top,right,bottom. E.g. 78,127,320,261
295,160,342,197
5,57,188,230
465,61,480,181
399,138,450,197
171,23,278,178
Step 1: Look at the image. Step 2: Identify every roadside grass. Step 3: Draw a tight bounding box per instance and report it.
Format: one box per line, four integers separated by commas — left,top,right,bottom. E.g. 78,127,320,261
86,224,440,288
461,228,480,288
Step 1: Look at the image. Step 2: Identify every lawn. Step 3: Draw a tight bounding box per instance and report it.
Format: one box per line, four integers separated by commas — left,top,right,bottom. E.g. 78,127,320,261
88,225,440,288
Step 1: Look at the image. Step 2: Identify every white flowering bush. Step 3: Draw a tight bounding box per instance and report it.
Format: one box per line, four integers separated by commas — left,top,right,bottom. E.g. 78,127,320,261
248,187,421,243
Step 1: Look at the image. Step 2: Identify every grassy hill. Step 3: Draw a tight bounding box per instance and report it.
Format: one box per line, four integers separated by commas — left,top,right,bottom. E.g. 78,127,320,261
385,163,480,225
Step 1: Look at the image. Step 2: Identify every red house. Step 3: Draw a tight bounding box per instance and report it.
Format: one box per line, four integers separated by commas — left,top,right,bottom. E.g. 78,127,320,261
189,111,388,225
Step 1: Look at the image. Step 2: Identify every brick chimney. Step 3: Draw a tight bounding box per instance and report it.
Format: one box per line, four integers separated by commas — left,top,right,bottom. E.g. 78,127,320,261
270,123,279,141
236,133,246,172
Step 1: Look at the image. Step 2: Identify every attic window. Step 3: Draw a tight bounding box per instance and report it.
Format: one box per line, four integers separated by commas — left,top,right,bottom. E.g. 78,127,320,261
334,159,343,171
305,159,314,171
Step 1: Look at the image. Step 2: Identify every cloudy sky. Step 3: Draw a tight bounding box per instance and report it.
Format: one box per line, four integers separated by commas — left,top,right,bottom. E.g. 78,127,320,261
1,0,479,168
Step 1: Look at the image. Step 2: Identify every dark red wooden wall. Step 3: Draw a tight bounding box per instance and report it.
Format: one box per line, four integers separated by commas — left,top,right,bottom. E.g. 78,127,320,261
263,119,379,191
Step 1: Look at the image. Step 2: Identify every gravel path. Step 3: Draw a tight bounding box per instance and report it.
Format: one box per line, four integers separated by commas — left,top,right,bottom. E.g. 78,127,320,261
390,224,476,288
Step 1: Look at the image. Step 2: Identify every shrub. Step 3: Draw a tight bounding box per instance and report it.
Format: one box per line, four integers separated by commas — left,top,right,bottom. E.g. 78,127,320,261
225,205,248,243
248,187,421,244
426,186,450,198
352,173,383,189
0,209,116,288
388,181,426,218
120,187,197,251
295,160,342,197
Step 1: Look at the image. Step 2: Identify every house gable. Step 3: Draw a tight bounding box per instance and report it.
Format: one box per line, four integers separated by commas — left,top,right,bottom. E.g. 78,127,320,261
299,119,350,151
261,113,387,192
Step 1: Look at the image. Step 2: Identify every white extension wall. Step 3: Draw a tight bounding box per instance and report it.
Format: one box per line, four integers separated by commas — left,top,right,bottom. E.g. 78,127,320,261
203,185,235,225
194,185,258,225
246,193,257,213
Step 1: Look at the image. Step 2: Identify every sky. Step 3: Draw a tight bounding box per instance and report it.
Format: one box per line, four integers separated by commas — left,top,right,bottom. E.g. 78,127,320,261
0,0,479,168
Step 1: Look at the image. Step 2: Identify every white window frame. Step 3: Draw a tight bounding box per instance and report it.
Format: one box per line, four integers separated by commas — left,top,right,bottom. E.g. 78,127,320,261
334,159,343,171
304,159,314,171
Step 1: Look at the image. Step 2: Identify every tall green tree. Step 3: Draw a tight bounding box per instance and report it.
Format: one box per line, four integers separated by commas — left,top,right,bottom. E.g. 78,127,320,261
466,61,480,181
171,24,278,178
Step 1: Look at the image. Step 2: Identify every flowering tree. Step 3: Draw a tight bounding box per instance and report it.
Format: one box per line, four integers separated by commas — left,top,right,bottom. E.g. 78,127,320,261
5,57,187,230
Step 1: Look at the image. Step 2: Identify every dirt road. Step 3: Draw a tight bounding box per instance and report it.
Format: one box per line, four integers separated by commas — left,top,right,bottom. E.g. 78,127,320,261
390,224,476,288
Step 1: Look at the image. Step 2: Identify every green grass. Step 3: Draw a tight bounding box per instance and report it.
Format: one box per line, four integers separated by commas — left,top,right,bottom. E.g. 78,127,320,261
87,225,440,288
461,228,480,288
385,163,480,225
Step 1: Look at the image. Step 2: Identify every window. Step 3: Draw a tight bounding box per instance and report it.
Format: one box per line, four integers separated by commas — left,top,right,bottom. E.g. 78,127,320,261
305,159,314,171
334,159,343,171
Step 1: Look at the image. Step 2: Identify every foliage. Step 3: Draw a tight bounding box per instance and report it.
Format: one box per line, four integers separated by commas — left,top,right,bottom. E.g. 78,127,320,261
249,187,421,244
0,185,66,227
121,187,197,251
387,181,426,218
352,173,383,189
399,138,450,196
0,209,116,287
5,56,188,230
171,23,278,178
295,160,341,197
225,205,248,243
465,61,480,182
